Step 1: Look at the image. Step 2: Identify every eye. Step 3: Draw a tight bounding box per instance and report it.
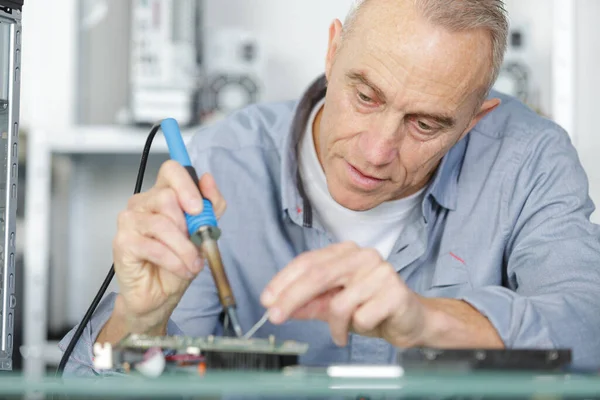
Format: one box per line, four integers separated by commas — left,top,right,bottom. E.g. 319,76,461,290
357,92,373,104
417,121,433,131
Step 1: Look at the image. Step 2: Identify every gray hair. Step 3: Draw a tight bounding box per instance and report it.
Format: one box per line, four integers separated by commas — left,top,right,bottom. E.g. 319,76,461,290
343,0,509,96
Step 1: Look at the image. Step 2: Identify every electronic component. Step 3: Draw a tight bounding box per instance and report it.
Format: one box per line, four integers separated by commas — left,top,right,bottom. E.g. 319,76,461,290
397,348,572,372
129,0,202,126
198,28,265,121
93,334,309,376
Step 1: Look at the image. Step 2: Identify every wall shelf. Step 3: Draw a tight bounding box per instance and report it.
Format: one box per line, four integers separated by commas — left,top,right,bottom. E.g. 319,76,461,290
45,125,197,154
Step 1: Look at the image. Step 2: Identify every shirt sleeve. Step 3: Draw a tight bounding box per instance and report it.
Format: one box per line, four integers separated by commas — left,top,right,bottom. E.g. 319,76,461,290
58,292,185,377
459,125,600,370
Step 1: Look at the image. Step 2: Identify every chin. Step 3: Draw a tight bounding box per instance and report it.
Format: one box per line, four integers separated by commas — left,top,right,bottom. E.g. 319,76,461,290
328,183,381,211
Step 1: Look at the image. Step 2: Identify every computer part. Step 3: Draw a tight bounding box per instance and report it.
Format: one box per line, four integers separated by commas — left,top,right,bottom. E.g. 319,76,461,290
198,28,265,121
93,334,309,376
129,0,203,126
397,348,572,372
0,0,22,371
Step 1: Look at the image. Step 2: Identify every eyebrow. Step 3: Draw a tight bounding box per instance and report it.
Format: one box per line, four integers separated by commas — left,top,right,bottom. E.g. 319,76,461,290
346,70,457,129
346,71,387,102
414,112,456,129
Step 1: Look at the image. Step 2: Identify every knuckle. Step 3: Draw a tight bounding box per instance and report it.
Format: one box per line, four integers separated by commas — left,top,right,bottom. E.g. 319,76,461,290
126,194,141,210
376,262,395,279
362,248,382,263
352,311,375,333
156,188,179,212
329,297,349,319
112,232,128,252
159,159,179,177
117,210,134,228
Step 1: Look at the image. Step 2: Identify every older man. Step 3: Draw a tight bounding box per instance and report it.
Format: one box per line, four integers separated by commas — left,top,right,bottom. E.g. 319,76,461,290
61,0,600,374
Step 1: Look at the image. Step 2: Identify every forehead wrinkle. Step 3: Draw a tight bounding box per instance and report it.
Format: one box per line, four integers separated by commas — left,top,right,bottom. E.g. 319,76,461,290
363,51,473,116
400,56,476,105
349,4,488,105
361,51,409,94
359,26,476,91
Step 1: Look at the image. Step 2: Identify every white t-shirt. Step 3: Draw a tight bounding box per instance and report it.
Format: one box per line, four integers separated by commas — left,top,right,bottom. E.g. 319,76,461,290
298,99,425,260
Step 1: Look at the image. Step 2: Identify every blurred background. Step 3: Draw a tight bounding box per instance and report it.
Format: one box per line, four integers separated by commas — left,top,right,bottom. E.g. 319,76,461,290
10,0,600,375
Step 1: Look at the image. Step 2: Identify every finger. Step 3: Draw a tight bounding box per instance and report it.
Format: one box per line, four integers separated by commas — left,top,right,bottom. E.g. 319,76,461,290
154,160,205,215
290,288,342,321
327,263,394,346
268,247,380,324
261,241,358,307
127,188,188,234
120,210,203,274
136,212,203,274
352,281,402,337
116,232,197,281
198,173,227,219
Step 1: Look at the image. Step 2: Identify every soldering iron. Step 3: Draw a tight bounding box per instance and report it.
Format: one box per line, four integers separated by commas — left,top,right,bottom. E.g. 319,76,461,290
160,118,244,338
57,118,243,377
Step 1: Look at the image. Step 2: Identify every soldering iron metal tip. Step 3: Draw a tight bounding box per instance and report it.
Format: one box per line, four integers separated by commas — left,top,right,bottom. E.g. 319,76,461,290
227,306,244,338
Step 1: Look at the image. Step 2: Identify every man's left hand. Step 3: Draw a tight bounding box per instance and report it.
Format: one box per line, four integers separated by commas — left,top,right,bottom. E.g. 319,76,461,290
260,241,432,347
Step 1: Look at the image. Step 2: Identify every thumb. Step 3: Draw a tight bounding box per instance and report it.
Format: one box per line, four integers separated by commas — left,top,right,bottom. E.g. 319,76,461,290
198,173,227,219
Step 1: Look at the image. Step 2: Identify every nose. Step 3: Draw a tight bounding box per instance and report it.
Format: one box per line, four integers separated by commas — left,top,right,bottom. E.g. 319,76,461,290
358,115,401,166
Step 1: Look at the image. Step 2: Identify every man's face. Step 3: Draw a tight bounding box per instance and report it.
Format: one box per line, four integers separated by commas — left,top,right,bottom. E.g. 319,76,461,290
315,0,499,211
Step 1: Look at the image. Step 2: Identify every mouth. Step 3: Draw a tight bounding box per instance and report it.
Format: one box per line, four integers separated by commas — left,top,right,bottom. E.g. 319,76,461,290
345,161,387,190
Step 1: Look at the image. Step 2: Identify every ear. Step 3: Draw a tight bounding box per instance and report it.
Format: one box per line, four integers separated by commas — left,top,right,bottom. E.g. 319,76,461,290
462,98,501,139
325,19,344,81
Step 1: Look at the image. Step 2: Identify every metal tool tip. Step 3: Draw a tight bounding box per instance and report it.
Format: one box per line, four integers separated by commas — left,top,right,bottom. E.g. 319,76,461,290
227,306,244,338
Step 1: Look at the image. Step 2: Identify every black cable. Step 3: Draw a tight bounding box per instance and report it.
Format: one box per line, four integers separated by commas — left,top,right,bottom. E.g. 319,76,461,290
56,123,162,377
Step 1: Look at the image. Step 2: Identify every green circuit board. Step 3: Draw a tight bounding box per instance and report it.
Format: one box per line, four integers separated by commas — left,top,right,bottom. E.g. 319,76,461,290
117,334,309,356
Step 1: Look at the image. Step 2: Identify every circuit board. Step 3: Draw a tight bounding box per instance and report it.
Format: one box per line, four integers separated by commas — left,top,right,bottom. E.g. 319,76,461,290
117,334,309,355
94,334,310,376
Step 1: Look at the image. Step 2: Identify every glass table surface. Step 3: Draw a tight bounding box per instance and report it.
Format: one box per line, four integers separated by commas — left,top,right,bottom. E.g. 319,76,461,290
0,369,599,399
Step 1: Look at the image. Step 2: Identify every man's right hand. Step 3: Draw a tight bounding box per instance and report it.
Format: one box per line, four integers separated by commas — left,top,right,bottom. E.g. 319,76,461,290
97,160,226,344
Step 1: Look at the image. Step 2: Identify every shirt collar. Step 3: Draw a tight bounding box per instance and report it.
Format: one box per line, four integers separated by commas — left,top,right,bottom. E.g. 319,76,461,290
280,74,468,225
424,134,468,213
280,75,327,225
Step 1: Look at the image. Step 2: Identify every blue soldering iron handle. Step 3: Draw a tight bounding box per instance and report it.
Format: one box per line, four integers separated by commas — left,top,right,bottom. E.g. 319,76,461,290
160,118,218,237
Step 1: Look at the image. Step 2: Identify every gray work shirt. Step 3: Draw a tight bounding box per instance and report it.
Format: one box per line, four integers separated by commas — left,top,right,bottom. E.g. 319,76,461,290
60,75,600,375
